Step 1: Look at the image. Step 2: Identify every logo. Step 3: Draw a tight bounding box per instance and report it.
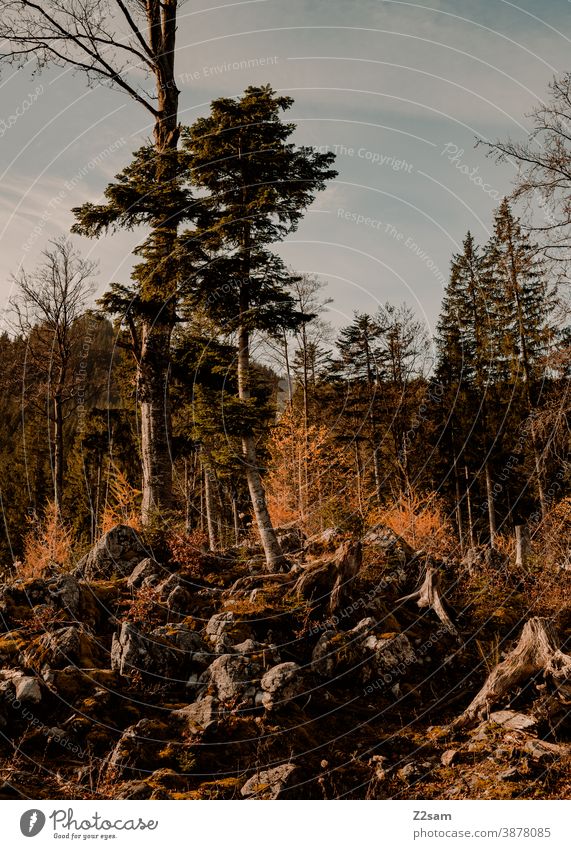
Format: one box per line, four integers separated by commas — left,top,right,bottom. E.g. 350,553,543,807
20,810,46,837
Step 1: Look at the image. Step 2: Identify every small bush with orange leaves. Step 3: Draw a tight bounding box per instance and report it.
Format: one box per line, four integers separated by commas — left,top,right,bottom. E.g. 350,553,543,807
22,501,75,578
371,490,458,559
100,464,142,534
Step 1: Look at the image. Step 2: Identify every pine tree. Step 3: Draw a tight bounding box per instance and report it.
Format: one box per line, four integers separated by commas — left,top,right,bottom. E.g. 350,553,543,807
482,199,557,517
181,86,337,571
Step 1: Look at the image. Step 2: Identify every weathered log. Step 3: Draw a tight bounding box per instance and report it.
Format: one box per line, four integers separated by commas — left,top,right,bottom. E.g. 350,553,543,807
291,540,362,614
454,617,571,728
397,565,458,636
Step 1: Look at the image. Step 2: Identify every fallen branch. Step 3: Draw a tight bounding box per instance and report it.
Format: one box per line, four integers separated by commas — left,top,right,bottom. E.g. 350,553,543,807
454,617,571,728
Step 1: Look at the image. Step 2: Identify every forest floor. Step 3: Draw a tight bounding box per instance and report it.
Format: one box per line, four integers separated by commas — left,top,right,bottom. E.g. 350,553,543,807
0,523,570,800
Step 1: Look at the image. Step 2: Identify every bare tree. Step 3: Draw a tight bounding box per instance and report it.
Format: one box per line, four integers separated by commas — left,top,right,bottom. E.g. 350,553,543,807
486,73,571,258
0,1,182,522
10,238,96,514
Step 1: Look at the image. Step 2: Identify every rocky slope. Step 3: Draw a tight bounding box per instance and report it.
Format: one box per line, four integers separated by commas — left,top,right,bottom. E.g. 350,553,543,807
0,524,570,800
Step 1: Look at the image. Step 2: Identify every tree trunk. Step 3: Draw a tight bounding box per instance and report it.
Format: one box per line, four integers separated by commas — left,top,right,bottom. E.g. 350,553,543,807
53,393,64,515
138,0,180,523
485,461,497,548
237,308,285,572
465,465,476,548
139,324,173,523
203,463,218,551
232,492,240,545
398,565,458,636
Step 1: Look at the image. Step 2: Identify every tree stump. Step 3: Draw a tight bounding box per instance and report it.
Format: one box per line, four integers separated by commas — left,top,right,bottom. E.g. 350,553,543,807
397,564,458,636
454,617,571,728
291,540,362,614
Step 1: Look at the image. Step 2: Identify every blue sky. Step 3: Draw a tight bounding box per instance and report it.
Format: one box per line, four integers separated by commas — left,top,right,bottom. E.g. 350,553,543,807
1,0,570,338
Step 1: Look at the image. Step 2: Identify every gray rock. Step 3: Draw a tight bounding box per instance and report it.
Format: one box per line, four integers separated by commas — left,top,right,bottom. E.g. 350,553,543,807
25,626,105,671
150,625,208,656
240,763,298,799
489,711,537,731
200,653,262,705
166,585,191,613
75,525,147,581
498,767,520,781
172,696,222,731
260,662,304,710
14,676,41,704
47,574,81,615
111,622,179,682
441,749,458,767
397,762,419,782
127,558,160,589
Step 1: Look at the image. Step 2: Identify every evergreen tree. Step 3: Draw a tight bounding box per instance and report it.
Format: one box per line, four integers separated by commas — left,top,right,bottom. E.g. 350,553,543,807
482,199,557,516
181,86,337,571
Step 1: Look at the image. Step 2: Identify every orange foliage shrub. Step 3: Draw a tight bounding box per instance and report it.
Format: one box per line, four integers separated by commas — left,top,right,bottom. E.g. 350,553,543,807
101,464,142,533
372,490,458,558
22,501,74,578
266,406,349,534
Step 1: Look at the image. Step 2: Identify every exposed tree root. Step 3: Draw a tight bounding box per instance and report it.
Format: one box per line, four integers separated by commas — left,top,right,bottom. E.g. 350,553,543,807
397,564,458,637
454,617,571,728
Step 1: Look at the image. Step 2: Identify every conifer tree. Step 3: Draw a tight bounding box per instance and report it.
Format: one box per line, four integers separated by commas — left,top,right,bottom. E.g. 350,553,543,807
482,199,557,517
181,86,337,571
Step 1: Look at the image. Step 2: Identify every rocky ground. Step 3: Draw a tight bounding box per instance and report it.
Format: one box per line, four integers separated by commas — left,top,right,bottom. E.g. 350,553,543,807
0,523,570,800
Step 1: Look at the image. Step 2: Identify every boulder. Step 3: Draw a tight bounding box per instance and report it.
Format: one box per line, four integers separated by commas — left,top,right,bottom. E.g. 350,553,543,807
47,574,81,616
127,558,161,590
111,622,179,682
240,763,298,799
311,618,415,686
14,676,41,704
205,612,252,652
106,718,172,779
171,696,223,732
166,585,191,613
260,662,305,710
111,622,207,683
199,653,262,705
24,626,106,671
75,525,147,581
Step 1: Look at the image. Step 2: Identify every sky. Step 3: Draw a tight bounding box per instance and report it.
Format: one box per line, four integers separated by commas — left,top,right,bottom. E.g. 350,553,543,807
1,0,571,340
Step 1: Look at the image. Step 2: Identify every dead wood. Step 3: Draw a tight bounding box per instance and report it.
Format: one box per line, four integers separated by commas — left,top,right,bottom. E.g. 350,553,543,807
397,564,458,636
454,617,571,728
290,540,362,614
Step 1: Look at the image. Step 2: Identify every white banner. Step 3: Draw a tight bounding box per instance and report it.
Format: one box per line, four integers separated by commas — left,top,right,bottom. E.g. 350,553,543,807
3,800,569,849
